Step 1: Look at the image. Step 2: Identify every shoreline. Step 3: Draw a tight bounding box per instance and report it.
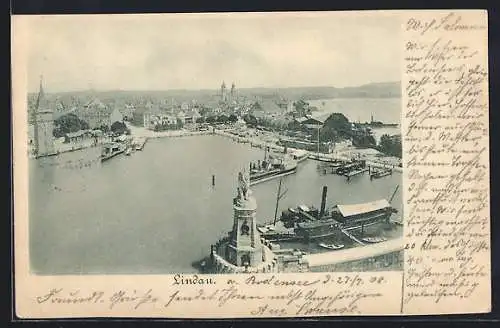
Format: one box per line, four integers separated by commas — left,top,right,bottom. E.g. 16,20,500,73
213,128,402,173
32,125,403,173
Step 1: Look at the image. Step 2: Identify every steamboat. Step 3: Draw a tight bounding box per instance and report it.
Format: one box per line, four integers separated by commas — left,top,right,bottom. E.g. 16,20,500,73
101,142,126,162
249,147,298,185
289,149,310,163
293,198,396,240
259,183,399,242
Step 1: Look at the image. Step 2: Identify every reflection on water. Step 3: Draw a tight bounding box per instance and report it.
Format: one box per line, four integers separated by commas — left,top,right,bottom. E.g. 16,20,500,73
30,135,402,274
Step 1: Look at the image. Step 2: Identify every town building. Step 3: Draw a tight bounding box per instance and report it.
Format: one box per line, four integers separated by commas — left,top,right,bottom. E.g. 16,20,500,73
142,104,177,129
184,109,202,124
75,97,114,129
294,116,325,129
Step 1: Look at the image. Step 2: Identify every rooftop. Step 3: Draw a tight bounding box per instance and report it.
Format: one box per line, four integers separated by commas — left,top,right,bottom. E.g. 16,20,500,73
336,199,391,217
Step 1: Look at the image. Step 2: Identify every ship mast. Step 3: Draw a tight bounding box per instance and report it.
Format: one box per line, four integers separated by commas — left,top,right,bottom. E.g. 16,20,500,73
389,185,399,203
317,126,320,156
273,178,288,225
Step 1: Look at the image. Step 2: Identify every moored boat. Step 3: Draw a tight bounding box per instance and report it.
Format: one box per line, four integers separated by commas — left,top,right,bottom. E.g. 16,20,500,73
287,186,399,241
361,236,388,243
370,168,392,179
295,199,397,240
133,137,147,151
318,243,345,250
290,149,309,163
101,142,126,162
250,147,298,185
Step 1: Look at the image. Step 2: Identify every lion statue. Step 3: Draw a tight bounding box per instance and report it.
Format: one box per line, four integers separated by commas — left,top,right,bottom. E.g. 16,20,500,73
238,170,251,200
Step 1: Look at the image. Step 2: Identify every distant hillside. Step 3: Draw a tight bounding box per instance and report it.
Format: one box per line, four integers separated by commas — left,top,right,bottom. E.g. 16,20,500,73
27,81,401,106
237,82,401,100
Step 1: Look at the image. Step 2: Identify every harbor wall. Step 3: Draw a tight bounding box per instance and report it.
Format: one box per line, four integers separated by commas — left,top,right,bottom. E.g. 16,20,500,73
305,238,405,272
211,237,309,274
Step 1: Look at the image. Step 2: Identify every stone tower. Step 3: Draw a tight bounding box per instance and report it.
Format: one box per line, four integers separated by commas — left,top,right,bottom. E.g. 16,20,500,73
33,76,55,157
230,82,236,102
226,171,264,267
221,81,227,102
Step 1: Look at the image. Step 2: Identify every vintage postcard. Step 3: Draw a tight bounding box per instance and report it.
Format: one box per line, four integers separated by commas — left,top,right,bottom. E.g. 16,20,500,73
12,10,490,318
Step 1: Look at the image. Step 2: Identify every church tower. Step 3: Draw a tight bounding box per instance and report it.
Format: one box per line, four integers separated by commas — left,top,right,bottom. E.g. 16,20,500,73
221,81,227,102
226,171,264,267
230,82,236,103
33,76,55,157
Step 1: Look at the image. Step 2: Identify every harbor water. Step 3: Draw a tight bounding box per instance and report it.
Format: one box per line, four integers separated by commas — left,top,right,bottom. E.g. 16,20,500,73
30,135,402,275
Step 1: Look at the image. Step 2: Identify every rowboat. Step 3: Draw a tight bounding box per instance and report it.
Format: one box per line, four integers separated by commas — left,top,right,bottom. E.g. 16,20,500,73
361,236,387,243
318,243,345,250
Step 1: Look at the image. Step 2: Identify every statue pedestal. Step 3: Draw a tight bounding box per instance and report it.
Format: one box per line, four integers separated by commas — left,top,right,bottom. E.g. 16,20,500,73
226,191,263,267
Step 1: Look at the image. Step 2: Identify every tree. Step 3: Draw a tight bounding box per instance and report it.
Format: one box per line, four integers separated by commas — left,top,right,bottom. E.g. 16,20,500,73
110,121,128,135
53,113,90,138
352,134,376,148
294,99,310,116
199,107,210,117
228,114,238,123
319,113,352,142
206,116,217,124
99,124,109,133
176,118,184,129
217,115,229,123
196,116,205,124
251,102,262,111
378,134,402,158
243,114,258,127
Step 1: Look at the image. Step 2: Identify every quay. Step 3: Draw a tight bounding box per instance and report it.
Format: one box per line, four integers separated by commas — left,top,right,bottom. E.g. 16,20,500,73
249,169,296,186
343,167,369,178
305,237,404,270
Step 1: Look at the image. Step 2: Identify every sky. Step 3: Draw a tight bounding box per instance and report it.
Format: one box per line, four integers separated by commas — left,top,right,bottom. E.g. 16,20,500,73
19,12,402,93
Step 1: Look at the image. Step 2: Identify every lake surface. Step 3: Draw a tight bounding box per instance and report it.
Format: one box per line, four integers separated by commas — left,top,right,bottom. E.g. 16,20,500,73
308,98,401,143
30,135,402,275
309,98,401,125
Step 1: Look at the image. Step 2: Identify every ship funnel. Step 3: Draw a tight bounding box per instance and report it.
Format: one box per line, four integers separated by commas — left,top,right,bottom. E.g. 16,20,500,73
319,186,328,218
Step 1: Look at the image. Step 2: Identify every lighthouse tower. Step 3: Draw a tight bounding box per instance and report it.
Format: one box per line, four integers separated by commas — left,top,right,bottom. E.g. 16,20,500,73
226,171,264,267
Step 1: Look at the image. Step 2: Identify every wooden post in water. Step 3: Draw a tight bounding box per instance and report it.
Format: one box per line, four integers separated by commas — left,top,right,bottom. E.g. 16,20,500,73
212,175,216,187
319,186,328,219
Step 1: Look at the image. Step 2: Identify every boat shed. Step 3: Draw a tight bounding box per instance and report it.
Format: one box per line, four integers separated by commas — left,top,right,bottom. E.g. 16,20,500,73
294,116,324,129
337,199,391,218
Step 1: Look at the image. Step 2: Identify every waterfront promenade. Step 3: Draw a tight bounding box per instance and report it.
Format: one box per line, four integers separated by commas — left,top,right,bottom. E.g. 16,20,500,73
212,128,402,173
